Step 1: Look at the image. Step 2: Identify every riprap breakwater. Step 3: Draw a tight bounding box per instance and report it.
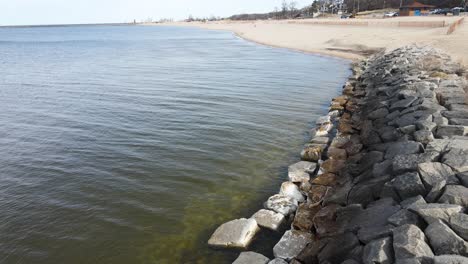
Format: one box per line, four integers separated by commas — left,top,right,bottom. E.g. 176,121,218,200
209,45,468,264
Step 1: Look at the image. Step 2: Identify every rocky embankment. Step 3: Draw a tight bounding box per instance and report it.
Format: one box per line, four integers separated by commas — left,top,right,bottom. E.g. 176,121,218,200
208,45,468,264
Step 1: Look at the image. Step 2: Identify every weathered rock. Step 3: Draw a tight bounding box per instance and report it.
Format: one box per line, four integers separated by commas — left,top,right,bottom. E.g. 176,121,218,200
310,136,330,145
313,204,340,237
372,160,393,177
391,96,418,111
392,172,427,200
449,213,468,241
301,145,325,162
318,232,360,264
436,125,467,138
233,252,270,264
327,147,347,160
385,141,423,159
418,162,455,190
292,203,321,232
279,182,305,203
345,198,401,232
321,159,346,174
252,209,285,232
442,148,468,172
273,230,314,261
388,209,423,227
400,195,426,209
439,185,468,207
393,224,434,261
307,185,329,205
208,218,259,248
425,220,468,256
369,107,389,120
408,203,464,224
288,161,317,182
311,173,337,186
264,194,298,216
458,172,468,187
425,180,447,203
358,225,394,244
322,180,353,206
330,134,351,148
362,237,394,264
414,130,434,144
433,255,468,264
267,258,288,264
316,115,331,125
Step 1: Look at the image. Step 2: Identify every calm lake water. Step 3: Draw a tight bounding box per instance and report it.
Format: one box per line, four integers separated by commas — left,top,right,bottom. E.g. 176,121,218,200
0,25,350,263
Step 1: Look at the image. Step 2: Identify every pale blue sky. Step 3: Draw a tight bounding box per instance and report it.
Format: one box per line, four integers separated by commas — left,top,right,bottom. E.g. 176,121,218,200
0,0,313,26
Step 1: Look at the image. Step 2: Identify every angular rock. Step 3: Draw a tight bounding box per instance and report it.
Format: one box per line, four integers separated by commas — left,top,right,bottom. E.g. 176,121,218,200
233,252,270,264
326,147,347,160
458,172,468,187
267,258,288,264
408,203,464,224
313,204,340,237
400,195,426,209
357,225,394,244
288,161,317,182
418,162,455,190
425,180,447,203
280,182,305,203
414,130,434,144
388,209,423,227
346,198,401,232
311,173,337,186
318,232,360,263
292,203,320,232
307,185,329,205
310,136,330,145
321,159,346,174
273,230,314,261
439,185,468,207
425,220,468,256
252,209,285,232
369,107,389,120
442,148,468,172
301,145,325,162
433,255,468,264
264,194,298,216
385,141,423,159
436,125,467,138
393,224,434,261
391,96,418,111
208,218,259,248
392,172,427,200
362,237,394,264
449,213,468,241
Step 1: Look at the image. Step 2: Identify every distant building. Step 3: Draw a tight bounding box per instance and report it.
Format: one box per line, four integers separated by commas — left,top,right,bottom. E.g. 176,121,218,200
399,1,435,16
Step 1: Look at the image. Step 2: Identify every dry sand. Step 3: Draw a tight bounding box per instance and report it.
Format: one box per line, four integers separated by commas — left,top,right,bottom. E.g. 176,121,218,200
156,16,468,65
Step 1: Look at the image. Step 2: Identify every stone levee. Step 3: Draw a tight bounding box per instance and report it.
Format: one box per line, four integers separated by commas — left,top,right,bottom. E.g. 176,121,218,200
208,45,468,263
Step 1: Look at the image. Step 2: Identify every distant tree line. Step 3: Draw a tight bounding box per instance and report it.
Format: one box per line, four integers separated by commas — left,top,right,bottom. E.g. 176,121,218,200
229,0,319,20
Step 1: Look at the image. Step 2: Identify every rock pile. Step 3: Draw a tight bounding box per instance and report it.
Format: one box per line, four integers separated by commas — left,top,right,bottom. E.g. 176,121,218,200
209,45,468,264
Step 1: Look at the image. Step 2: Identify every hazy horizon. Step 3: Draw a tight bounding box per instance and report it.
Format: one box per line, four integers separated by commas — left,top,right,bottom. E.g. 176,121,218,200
0,0,313,26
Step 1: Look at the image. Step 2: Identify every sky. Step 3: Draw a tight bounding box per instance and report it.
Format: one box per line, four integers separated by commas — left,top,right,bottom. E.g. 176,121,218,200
0,0,314,26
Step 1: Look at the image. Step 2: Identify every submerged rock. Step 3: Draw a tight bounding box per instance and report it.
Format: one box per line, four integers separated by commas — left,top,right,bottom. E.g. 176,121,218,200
288,161,317,182
279,182,305,203
208,218,259,248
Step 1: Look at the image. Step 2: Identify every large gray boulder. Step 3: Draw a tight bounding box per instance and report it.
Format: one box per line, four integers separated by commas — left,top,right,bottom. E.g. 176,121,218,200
264,194,298,216
392,172,427,200
388,209,423,227
232,251,270,264
318,232,360,263
251,209,285,231
433,255,468,264
208,218,259,248
425,220,468,256
362,237,394,264
449,213,468,241
393,224,434,261
442,148,468,172
279,182,305,203
400,195,426,209
288,161,317,182
458,172,468,187
267,258,288,264
385,141,423,159
358,225,395,244
408,203,464,224
417,162,455,189
273,230,313,261
438,185,468,207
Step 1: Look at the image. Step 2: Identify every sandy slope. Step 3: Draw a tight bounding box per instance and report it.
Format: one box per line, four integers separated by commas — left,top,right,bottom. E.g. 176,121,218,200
156,16,468,65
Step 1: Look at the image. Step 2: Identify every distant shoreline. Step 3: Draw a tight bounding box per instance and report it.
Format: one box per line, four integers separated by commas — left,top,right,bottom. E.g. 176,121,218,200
153,17,468,66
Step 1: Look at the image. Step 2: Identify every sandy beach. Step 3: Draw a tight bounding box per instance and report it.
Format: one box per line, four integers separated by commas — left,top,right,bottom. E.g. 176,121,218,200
158,16,468,65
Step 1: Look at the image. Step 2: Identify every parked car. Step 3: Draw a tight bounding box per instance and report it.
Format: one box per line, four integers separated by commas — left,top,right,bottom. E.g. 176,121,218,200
341,14,350,19
384,12,398,17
